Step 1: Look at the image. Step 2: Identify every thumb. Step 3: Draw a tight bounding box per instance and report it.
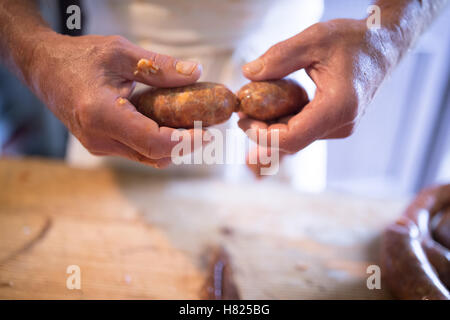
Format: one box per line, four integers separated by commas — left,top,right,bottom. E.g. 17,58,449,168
116,38,202,87
242,30,316,81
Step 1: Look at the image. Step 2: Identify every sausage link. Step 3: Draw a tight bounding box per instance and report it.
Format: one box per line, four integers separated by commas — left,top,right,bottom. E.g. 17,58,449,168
136,82,238,128
237,79,309,121
381,184,450,299
381,220,449,299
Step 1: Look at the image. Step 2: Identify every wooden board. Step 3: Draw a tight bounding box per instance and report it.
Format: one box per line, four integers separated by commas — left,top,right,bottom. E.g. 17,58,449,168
0,158,407,299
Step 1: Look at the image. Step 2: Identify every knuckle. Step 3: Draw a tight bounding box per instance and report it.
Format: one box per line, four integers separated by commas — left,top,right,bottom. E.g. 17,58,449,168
266,42,288,60
98,35,128,62
107,35,128,48
153,53,171,69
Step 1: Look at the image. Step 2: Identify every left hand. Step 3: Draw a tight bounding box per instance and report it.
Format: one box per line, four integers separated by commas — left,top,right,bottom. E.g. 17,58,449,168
238,19,392,173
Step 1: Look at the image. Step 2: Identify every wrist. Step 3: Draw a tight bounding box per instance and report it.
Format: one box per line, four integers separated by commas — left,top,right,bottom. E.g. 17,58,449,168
366,1,425,63
358,13,404,72
23,31,65,95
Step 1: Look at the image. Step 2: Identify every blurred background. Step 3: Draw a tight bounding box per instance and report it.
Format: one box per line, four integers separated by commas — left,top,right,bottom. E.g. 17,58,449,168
0,0,449,199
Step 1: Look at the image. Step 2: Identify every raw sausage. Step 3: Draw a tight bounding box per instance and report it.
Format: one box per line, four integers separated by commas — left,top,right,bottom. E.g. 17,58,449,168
237,79,308,121
433,207,450,249
381,184,450,299
136,82,238,128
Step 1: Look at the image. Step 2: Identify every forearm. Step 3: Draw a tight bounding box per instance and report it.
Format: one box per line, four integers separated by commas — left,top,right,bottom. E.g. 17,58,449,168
372,0,448,67
0,0,58,85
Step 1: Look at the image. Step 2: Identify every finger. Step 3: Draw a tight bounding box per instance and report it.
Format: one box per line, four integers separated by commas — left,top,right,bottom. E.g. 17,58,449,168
277,115,293,125
237,117,268,143
105,139,172,168
246,146,287,178
242,26,318,81
238,113,292,144
238,116,289,147
246,147,265,180
100,96,204,159
237,112,248,119
279,91,356,152
110,37,202,87
83,136,172,168
238,118,268,144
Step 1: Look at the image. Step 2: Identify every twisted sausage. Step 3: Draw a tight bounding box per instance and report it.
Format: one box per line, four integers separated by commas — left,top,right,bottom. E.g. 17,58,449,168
381,184,450,299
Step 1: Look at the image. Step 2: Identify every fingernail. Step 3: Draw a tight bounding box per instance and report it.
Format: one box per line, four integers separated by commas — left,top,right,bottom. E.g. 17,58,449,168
243,59,264,75
176,60,198,75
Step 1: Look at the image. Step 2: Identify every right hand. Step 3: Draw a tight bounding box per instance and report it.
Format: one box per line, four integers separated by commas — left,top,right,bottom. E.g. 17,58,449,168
238,19,390,154
29,34,203,168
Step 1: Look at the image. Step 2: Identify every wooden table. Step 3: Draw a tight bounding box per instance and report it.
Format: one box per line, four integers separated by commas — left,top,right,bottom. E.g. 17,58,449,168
0,158,406,299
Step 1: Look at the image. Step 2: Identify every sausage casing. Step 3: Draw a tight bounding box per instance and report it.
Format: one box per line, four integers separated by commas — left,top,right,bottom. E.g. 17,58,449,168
381,220,450,300
381,184,450,300
237,79,308,121
136,82,238,128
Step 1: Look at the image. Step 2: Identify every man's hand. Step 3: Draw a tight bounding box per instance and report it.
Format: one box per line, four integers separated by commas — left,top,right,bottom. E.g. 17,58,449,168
0,0,204,168
30,34,202,167
238,0,448,176
239,19,388,154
